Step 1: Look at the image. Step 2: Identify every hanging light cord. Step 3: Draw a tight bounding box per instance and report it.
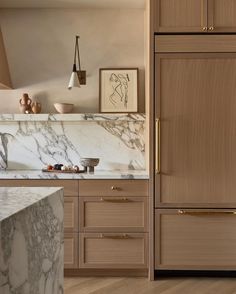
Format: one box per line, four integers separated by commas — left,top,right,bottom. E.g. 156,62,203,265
74,35,81,71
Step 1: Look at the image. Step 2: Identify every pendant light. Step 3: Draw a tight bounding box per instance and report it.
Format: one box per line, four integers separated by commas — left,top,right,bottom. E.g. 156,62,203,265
68,35,86,90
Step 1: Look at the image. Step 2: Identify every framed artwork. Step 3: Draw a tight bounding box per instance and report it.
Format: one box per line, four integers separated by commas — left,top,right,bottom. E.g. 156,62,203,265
99,68,139,113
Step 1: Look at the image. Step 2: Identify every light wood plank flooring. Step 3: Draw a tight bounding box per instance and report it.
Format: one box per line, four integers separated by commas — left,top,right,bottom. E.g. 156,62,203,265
65,277,236,294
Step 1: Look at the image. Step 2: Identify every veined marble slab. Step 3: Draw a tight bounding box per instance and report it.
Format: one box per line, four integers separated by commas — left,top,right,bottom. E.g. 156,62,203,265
0,113,146,122
0,187,64,294
0,170,149,179
0,187,63,222
0,119,145,170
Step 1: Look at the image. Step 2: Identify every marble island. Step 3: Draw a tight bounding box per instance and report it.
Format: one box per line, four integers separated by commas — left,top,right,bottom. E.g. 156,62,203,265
0,187,64,294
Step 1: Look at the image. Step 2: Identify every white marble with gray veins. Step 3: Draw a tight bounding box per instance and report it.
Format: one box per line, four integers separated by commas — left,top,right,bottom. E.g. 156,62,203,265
0,115,145,170
0,169,149,180
0,187,64,294
0,113,146,122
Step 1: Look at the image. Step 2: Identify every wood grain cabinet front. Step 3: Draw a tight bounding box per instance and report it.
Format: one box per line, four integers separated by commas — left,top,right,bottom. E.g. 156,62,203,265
64,233,79,269
79,180,149,197
208,0,236,32
155,209,236,270
64,197,79,232
155,52,236,208
154,0,208,33
79,196,147,232
79,233,148,269
0,179,79,197
154,0,236,33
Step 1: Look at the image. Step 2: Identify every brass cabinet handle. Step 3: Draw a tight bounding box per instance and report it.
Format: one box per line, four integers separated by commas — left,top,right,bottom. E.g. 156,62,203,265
178,210,236,215
209,27,214,31
100,197,131,203
100,233,131,239
156,118,161,174
202,27,207,31
111,186,120,191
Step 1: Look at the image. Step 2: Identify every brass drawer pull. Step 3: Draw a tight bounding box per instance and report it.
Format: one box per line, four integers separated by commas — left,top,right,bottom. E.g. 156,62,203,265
111,186,120,191
178,210,236,215
100,197,131,203
100,234,131,239
202,27,207,31
209,27,214,31
156,118,161,174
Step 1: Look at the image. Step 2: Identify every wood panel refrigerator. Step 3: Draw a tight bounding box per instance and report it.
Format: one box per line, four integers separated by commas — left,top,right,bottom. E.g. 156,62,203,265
154,36,236,270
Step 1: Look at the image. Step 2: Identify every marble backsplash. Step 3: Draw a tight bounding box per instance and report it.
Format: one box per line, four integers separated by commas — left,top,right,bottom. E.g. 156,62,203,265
0,114,146,170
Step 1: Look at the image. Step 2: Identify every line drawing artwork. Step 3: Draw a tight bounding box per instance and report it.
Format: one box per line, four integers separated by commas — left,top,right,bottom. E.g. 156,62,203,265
109,73,130,109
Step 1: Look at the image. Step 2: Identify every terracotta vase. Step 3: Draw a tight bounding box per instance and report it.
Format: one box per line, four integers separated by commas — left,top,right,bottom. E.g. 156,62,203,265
31,102,42,114
19,93,32,113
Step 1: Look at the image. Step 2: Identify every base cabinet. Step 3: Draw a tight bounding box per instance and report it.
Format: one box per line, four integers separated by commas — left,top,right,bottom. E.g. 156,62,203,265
64,233,78,269
0,179,149,274
155,209,236,270
79,233,147,269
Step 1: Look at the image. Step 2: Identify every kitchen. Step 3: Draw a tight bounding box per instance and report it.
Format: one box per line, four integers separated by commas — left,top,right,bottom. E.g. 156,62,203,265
1,0,236,293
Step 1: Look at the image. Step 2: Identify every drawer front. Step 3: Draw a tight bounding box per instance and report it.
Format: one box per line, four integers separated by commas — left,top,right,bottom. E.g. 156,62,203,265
79,197,147,232
79,180,148,197
0,179,79,196
64,233,78,269
155,209,236,270
79,233,147,269
64,197,78,232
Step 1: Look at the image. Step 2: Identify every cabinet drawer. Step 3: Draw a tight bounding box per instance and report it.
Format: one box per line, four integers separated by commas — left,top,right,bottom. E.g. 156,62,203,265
79,180,148,197
64,197,78,232
79,197,147,232
0,179,79,197
64,233,78,269
155,209,236,270
79,233,147,269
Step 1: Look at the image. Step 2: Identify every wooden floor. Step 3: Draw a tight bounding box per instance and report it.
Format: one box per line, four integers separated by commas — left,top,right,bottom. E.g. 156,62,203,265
65,277,236,294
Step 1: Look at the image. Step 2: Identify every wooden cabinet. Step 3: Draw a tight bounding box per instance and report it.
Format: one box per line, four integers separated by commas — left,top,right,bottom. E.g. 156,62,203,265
64,233,78,269
79,196,147,232
154,36,236,273
79,179,148,197
155,50,236,208
208,0,236,32
0,178,148,273
0,28,12,89
154,0,207,33
155,209,236,270
79,233,147,269
64,197,79,232
0,179,79,196
154,0,236,33
79,180,149,269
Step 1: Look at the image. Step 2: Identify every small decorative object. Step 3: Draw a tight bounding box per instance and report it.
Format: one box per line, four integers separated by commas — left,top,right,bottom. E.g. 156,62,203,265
42,163,84,174
54,103,74,114
80,158,100,173
68,35,86,89
19,93,32,114
99,68,139,113
31,101,41,114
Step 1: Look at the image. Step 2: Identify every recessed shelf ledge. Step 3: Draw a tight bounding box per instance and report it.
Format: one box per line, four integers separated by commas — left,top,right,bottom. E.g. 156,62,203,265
0,113,146,122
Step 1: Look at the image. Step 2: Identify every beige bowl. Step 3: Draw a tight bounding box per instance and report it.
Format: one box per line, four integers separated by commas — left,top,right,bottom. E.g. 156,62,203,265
54,103,74,114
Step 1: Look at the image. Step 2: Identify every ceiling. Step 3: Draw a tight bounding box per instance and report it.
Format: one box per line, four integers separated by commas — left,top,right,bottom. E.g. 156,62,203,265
0,0,146,9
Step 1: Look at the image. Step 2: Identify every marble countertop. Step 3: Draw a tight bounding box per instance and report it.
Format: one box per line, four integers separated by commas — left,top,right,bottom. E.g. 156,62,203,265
0,170,149,179
0,187,62,222
0,113,146,122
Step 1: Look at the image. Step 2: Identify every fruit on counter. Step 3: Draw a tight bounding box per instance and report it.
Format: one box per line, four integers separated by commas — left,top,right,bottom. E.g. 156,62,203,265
73,165,80,172
45,164,80,172
47,165,53,170
54,164,63,170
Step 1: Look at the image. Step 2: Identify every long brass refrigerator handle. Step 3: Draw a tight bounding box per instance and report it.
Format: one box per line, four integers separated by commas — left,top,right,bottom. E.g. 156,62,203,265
155,118,160,174
178,210,236,215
